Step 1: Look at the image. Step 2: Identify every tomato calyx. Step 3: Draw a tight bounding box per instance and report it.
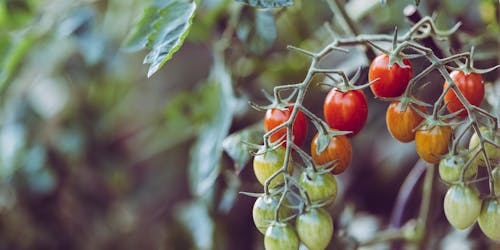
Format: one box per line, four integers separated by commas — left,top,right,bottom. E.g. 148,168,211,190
314,129,351,156
446,47,500,76
321,67,376,92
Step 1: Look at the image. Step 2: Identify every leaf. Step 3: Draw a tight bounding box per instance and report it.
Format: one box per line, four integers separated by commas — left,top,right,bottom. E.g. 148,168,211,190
222,122,263,173
122,0,197,77
316,132,330,155
189,53,236,198
235,0,293,8
0,32,36,94
174,200,214,250
236,8,277,54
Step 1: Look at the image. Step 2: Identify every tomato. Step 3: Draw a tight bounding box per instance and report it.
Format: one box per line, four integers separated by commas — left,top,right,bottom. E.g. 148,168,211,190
298,170,337,206
252,195,293,234
296,208,333,250
264,222,299,250
310,133,352,175
494,167,500,195
415,125,452,164
264,105,307,147
438,153,478,183
253,147,293,188
477,198,500,240
443,71,484,117
468,126,500,167
443,185,481,230
323,88,368,136
386,101,425,142
368,54,412,98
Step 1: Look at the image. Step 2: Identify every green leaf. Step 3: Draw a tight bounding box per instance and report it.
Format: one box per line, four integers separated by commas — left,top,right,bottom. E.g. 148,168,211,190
174,200,214,250
0,32,36,94
235,0,293,8
122,0,197,77
189,53,236,198
222,122,263,173
236,8,277,54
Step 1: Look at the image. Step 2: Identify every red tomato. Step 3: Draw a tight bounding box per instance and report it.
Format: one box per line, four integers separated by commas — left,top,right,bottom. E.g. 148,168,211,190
311,133,352,175
443,71,484,117
386,101,425,143
324,89,368,136
368,54,412,98
264,105,307,147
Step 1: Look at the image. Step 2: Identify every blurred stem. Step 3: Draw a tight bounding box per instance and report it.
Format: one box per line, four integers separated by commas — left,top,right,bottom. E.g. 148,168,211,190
416,163,436,250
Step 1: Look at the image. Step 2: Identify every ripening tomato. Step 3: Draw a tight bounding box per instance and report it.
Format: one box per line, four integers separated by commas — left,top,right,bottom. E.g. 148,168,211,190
264,222,299,250
468,126,500,167
264,105,307,147
444,184,482,230
439,154,478,183
252,195,292,234
415,125,452,164
253,147,293,188
296,208,333,250
368,54,412,98
443,71,484,117
477,198,500,240
311,133,352,175
386,101,425,142
298,170,338,206
323,88,368,136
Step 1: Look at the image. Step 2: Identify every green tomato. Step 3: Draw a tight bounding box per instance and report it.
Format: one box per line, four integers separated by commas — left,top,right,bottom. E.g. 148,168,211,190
444,185,482,230
493,167,500,195
438,153,478,183
469,126,500,167
264,222,299,250
253,147,293,188
298,171,337,206
296,208,333,250
252,195,292,234
477,198,500,240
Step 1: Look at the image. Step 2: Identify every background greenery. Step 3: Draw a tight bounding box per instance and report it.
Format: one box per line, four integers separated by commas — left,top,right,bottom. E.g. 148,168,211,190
0,0,498,249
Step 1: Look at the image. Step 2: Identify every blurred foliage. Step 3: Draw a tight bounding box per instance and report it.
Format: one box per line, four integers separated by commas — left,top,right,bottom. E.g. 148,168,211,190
0,0,498,249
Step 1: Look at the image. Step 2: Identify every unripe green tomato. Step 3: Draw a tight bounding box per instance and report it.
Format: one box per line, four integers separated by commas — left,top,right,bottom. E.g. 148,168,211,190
298,171,337,206
296,208,333,250
444,185,482,230
252,195,292,234
264,222,299,250
493,167,500,195
438,154,478,183
253,147,293,188
477,198,500,240
469,126,500,167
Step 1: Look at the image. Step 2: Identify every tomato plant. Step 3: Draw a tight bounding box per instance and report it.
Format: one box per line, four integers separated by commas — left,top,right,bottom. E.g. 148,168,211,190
415,125,452,164
253,147,293,188
264,105,308,146
468,126,500,167
443,185,482,230
324,88,368,136
386,101,425,142
477,198,500,240
368,54,412,98
296,208,333,250
298,170,337,206
443,71,484,117
310,132,352,175
438,153,478,183
264,222,300,250
494,167,500,195
252,194,292,234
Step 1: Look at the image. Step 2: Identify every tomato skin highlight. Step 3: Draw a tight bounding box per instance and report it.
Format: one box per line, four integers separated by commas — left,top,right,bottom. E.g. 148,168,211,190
477,198,500,240
264,106,307,147
296,208,334,250
386,101,425,142
443,71,484,117
252,195,292,234
253,147,293,188
264,223,300,250
415,125,452,164
324,89,368,137
298,171,338,206
368,54,412,98
443,185,481,230
311,133,352,175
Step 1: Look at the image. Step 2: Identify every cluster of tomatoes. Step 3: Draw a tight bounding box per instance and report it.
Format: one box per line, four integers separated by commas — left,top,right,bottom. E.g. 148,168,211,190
251,52,500,249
